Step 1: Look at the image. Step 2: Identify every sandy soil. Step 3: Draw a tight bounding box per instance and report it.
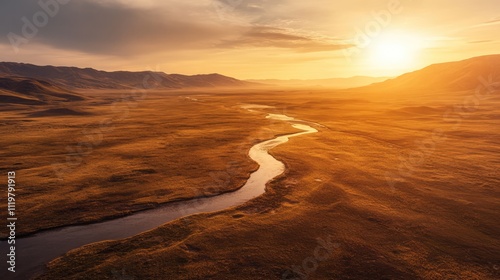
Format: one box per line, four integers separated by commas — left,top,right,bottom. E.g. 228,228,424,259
2,87,499,279
0,89,296,237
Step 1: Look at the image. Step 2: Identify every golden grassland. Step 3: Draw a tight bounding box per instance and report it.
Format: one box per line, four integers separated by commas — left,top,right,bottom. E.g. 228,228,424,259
0,89,296,237
3,86,499,279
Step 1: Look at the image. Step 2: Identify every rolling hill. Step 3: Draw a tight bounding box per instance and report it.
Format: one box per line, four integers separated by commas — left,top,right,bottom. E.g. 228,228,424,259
0,76,84,105
248,76,390,88
0,62,254,90
361,54,500,92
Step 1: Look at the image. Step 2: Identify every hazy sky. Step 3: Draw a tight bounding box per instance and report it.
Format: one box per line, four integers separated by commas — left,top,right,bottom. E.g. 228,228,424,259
1,0,499,79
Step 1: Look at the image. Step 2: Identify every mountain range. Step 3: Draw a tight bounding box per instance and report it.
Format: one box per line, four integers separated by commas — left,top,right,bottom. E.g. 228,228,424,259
1,55,499,107
248,76,390,88
0,62,253,90
361,54,500,92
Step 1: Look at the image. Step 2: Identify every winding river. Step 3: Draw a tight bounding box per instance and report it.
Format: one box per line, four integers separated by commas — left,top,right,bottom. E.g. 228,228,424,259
0,113,318,279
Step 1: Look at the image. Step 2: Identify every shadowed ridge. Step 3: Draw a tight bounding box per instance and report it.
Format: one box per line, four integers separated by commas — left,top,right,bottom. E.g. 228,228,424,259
0,62,256,89
0,76,84,105
28,108,91,117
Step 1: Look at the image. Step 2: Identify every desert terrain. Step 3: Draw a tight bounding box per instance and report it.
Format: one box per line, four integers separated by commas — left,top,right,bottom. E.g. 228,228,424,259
35,85,499,279
2,1,500,279
0,87,301,237
0,56,499,280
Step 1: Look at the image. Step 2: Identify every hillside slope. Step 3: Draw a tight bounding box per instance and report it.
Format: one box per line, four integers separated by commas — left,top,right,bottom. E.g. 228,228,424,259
0,62,254,90
0,76,84,105
249,76,390,88
361,54,500,92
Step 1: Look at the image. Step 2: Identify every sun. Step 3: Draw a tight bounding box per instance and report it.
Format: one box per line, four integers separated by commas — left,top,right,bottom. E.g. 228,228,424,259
369,33,421,70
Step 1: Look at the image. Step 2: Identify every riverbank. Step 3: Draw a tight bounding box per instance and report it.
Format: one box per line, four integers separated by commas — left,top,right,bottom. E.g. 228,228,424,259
0,90,301,238
0,108,317,279
37,88,499,279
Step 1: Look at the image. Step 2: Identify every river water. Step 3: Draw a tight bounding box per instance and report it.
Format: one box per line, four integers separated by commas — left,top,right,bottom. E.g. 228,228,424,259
0,114,318,279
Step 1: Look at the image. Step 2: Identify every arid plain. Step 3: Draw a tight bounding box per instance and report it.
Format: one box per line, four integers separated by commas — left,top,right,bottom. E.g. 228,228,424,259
2,1,500,279
1,67,499,279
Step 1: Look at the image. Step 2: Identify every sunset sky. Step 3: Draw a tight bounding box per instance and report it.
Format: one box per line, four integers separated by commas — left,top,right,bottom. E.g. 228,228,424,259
1,0,499,79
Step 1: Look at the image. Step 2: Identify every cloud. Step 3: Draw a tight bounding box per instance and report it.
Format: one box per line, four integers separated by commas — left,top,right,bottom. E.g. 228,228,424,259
213,0,270,23
1,0,351,56
469,16,500,28
468,40,494,44
218,26,352,52
0,0,239,55
485,17,500,24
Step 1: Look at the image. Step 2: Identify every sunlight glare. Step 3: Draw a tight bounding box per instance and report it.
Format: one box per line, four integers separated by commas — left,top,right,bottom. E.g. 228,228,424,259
369,33,421,70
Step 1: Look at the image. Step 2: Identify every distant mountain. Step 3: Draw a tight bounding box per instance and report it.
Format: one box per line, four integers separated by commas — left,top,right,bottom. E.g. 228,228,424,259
360,54,500,92
248,76,390,88
0,76,84,105
0,62,254,90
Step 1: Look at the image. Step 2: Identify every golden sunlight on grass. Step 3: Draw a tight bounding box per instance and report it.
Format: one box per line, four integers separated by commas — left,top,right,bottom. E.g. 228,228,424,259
1,1,500,279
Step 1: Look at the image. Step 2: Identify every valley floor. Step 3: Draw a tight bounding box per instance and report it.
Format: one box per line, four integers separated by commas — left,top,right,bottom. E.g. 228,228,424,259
2,87,499,279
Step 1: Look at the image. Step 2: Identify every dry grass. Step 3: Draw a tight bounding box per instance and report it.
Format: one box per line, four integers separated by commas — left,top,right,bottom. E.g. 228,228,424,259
3,87,499,279
0,89,295,237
